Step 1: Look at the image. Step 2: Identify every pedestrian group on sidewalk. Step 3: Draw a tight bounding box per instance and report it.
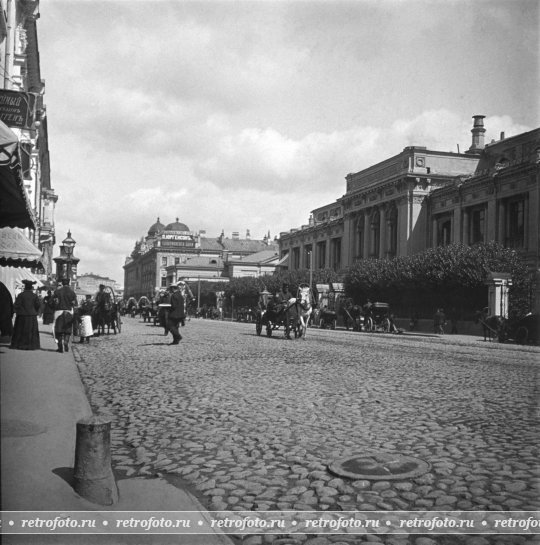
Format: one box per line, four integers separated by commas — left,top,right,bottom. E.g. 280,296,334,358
5,277,196,352
6,277,106,352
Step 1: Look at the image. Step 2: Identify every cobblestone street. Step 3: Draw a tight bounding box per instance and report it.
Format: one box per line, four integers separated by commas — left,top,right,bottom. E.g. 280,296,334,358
73,317,540,545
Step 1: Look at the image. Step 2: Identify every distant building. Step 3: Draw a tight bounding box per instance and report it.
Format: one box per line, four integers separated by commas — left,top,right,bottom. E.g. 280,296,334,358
123,219,278,299
223,249,281,278
78,273,120,295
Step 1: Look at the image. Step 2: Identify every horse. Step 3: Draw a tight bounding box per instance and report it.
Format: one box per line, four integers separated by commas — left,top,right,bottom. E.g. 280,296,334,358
94,295,120,336
475,309,505,342
341,298,363,331
292,284,313,339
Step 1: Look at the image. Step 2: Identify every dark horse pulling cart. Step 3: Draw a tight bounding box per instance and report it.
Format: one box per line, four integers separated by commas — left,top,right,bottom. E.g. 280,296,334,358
93,285,121,335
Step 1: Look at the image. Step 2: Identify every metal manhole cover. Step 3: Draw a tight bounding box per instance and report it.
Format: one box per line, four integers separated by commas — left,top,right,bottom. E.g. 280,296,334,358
328,452,430,480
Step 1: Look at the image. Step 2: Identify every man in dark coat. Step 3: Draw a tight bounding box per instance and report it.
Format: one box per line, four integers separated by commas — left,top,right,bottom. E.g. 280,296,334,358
53,277,78,353
275,282,293,339
167,283,185,345
10,280,41,350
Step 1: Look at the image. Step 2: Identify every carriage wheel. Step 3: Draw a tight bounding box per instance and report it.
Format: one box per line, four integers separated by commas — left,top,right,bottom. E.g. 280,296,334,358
365,317,374,332
266,324,273,337
382,318,391,332
256,321,262,336
515,326,528,345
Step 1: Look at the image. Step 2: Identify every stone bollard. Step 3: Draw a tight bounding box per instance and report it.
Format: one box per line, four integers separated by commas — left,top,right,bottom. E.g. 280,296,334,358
73,416,118,505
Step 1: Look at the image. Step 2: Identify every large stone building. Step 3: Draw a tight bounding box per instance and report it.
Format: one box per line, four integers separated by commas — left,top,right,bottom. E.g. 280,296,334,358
123,218,278,299
279,116,540,308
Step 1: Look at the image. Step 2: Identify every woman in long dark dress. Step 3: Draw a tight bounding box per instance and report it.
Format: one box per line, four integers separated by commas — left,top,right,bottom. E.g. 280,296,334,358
11,280,41,350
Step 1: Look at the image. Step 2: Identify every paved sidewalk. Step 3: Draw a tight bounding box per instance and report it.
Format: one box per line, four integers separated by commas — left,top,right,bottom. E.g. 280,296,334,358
0,323,234,545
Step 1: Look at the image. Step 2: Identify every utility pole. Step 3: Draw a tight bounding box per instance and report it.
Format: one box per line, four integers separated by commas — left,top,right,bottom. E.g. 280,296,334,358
309,248,313,292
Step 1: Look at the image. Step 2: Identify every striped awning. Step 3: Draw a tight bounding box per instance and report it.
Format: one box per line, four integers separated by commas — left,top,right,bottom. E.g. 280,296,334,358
0,266,43,300
0,227,42,267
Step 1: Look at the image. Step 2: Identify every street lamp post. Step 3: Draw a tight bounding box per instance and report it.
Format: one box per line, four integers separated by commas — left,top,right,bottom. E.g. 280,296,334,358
62,230,76,282
309,248,313,293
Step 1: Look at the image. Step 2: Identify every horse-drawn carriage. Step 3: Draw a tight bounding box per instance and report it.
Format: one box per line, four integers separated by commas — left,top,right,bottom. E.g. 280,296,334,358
507,313,540,344
93,285,121,335
314,283,344,329
363,302,394,332
255,284,314,339
137,296,158,323
479,311,540,344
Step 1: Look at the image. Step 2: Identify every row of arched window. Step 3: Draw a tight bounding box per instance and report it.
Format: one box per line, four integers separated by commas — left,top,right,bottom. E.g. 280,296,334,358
354,205,399,260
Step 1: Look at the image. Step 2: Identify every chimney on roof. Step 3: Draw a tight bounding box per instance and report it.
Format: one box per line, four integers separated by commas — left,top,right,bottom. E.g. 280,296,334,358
466,115,486,155
246,229,251,240
500,131,505,140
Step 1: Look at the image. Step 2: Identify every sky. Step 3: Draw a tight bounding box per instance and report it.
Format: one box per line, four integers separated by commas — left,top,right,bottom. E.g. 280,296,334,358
38,0,539,285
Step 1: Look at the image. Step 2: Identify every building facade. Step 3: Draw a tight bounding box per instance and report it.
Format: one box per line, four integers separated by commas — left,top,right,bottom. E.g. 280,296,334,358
428,127,539,271
77,273,120,295
123,218,278,299
0,0,57,278
279,116,540,309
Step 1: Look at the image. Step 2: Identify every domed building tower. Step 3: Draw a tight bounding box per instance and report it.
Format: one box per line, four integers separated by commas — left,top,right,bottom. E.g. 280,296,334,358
147,217,165,240
164,218,190,233
124,216,200,298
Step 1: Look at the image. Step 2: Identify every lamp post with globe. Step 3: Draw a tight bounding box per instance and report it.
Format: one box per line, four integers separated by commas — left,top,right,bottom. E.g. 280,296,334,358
54,230,79,287
63,231,76,281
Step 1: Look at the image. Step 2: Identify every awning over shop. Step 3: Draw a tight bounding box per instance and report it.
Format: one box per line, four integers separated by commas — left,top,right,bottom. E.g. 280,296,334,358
0,227,42,267
0,266,43,300
0,120,36,229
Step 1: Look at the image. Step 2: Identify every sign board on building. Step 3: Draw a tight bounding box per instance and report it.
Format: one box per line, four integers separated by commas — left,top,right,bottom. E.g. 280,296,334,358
0,90,37,129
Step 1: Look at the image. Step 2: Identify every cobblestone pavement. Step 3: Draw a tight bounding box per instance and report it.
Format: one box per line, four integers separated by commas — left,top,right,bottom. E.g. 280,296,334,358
73,318,540,545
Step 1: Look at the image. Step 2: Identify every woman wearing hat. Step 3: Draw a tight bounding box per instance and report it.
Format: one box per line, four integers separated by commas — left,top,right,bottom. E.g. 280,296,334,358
10,280,41,350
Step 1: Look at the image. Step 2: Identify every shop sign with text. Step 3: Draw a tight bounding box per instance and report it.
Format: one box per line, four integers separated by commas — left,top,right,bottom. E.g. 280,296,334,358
0,90,37,129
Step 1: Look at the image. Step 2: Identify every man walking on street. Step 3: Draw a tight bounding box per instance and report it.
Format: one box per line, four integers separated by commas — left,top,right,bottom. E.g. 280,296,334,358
167,283,185,345
52,277,78,353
